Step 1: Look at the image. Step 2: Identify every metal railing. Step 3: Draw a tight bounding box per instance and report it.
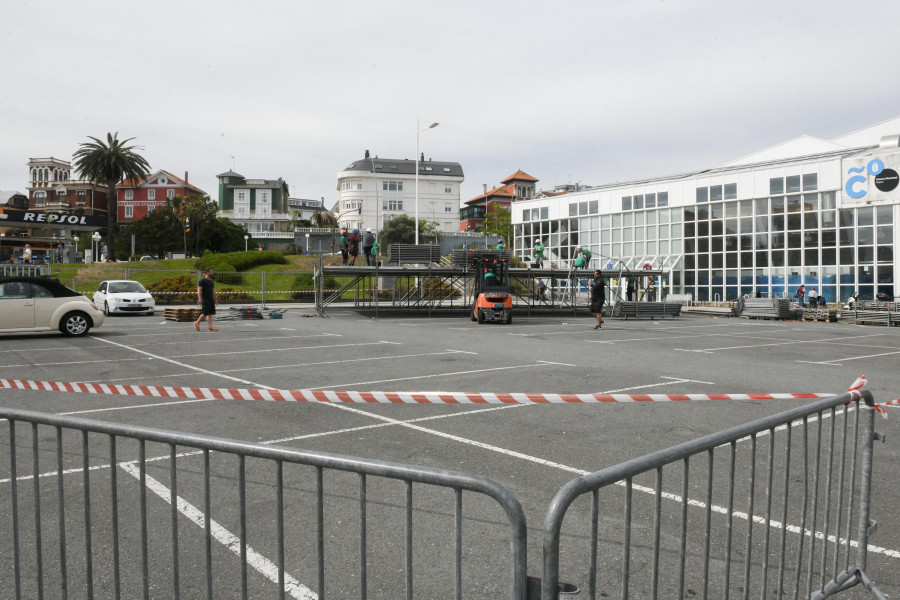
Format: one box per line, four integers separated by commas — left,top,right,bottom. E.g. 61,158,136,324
0,408,527,600
540,390,887,599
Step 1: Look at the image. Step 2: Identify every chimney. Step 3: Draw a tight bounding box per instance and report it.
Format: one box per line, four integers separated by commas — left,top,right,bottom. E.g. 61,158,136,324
184,171,189,183
365,149,370,159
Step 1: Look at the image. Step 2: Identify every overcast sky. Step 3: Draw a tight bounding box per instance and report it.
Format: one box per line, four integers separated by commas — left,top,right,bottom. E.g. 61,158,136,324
2,0,899,208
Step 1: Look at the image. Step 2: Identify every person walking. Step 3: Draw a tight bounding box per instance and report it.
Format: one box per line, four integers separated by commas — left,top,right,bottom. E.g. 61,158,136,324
194,268,218,332
348,229,360,265
533,239,545,267
626,276,636,301
795,284,805,307
362,229,376,266
808,287,818,306
22,244,32,263
590,270,605,329
339,229,348,265
100,242,108,262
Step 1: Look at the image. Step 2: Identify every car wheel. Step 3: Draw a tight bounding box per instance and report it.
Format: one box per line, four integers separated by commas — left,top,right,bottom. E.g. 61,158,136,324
104,301,111,316
477,309,485,324
60,311,92,337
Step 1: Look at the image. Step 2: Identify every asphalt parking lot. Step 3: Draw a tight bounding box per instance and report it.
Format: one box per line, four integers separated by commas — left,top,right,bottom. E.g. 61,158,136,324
1,309,898,598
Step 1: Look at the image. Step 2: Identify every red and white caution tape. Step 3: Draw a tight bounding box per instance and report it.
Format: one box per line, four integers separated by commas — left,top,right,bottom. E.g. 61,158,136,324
0,377,884,416
0,378,842,405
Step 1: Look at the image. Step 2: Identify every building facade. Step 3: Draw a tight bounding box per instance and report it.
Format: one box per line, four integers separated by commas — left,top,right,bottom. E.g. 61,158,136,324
512,117,900,304
460,169,538,231
336,151,464,233
27,157,109,216
216,170,293,250
118,170,207,222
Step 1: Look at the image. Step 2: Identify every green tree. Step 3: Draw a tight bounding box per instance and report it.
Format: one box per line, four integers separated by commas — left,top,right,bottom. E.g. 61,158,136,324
205,217,254,253
73,133,152,260
479,206,512,248
311,210,338,228
171,194,219,256
379,214,431,248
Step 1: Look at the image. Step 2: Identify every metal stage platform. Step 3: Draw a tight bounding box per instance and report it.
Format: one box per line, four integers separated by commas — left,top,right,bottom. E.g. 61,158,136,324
314,263,668,316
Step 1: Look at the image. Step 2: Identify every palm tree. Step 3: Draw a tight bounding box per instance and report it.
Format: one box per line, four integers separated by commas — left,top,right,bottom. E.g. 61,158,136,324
311,209,338,228
73,132,151,260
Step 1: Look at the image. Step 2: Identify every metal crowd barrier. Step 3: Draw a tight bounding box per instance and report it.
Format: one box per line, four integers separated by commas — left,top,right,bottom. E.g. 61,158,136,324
541,390,887,599
0,408,527,600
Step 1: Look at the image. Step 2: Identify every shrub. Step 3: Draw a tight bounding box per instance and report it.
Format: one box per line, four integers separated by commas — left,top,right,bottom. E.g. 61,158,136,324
146,275,196,305
195,251,287,272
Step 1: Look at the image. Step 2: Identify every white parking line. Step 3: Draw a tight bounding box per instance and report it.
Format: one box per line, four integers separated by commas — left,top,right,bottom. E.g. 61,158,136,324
319,362,553,389
676,333,884,353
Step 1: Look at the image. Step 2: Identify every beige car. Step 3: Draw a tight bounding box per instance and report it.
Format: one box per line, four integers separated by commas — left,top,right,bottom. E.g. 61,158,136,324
0,277,105,336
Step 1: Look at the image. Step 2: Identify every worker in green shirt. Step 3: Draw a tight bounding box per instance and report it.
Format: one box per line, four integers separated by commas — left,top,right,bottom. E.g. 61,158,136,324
496,238,505,250
533,240,545,267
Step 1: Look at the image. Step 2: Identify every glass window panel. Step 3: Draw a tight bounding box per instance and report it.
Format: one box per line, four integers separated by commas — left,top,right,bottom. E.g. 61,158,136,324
787,214,802,230
698,221,709,236
541,207,548,219
727,254,738,269
685,222,696,237
858,227,874,245
803,194,818,211
602,244,611,256
712,254,723,269
623,213,633,227
569,203,578,216
724,202,737,219
622,197,632,211
821,210,836,227
755,233,769,249
589,200,598,214
634,195,644,209
601,230,611,243
771,196,785,213
740,199,753,217
634,212,645,226
877,226,892,244
805,249,818,265
658,191,668,207
726,236,738,252
710,185,723,202
822,248,836,265
683,207,695,221
772,214,785,231
699,238,709,252
645,193,656,208
821,229,836,246
770,177,784,195
591,216,599,229
877,246,893,262
601,214,611,229
876,205,893,224
787,195,801,213
804,212,818,230
659,240,669,253
724,183,737,200
804,230,819,247
633,241,644,254
671,223,682,238
741,253,753,267
802,173,818,191
772,251,785,266
623,228,633,242
858,247,874,264
699,254,710,269
858,264,875,282
771,233,785,249
739,217,752,233
622,242,632,256
671,239,682,253
612,214,622,228
839,229,855,246
839,209,854,227
646,210,657,225
659,224,669,239
711,237,723,252
696,187,708,203
711,220,723,235
755,198,768,215
635,227,645,241
579,201,588,215
685,238,696,253
857,207,874,226
756,251,769,266
725,218,738,235
755,216,768,232
656,210,667,224
786,175,801,193
612,229,621,242
840,248,855,264
710,203,724,219
788,232,802,248
741,234,753,250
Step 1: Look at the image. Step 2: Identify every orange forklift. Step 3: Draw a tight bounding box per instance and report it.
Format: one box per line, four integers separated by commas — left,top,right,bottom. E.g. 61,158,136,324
470,253,512,324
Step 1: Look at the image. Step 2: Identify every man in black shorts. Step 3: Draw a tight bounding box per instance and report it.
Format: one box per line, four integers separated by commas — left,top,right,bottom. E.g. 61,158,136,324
194,268,218,332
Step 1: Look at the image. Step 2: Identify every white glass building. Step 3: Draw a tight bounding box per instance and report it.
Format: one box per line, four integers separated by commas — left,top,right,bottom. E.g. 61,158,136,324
513,117,900,304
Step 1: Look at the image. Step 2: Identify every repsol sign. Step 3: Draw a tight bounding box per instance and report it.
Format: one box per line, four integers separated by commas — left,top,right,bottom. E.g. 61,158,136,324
0,208,106,228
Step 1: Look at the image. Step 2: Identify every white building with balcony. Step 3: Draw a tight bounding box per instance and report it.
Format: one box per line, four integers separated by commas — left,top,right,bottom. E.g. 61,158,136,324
335,150,464,233
216,170,294,250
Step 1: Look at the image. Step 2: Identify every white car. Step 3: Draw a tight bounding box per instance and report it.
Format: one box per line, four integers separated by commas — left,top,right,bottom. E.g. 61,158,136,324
93,280,156,315
0,277,105,336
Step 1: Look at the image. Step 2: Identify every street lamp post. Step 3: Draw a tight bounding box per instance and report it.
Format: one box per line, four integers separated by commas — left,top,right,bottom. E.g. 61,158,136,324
415,119,439,245
73,236,79,263
244,235,249,252
92,232,101,263
305,233,310,254
0,233,4,262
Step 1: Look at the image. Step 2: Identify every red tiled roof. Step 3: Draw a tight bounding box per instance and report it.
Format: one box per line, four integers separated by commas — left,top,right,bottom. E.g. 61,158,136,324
501,169,538,184
119,170,206,195
464,185,515,205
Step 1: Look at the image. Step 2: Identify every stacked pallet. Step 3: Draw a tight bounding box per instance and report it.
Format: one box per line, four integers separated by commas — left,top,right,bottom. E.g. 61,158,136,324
740,297,796,319
164,307,202,322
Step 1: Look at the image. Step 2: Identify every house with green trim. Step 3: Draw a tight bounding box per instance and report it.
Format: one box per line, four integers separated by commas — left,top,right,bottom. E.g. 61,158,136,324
216,170,293,250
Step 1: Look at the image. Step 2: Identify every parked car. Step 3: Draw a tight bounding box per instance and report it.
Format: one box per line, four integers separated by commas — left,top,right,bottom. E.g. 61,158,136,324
93,280,156,315
0,277,105,336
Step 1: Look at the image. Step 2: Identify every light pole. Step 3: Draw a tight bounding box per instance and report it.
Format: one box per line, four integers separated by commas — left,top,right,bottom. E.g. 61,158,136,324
415,119,439,245
73,236,79,263
0,233,4,262
305,233,310,254
244,235,249,252
92,232,101,263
